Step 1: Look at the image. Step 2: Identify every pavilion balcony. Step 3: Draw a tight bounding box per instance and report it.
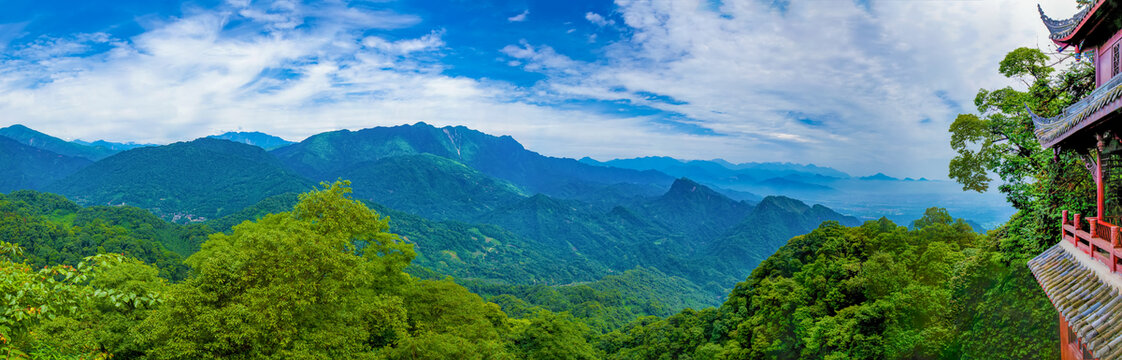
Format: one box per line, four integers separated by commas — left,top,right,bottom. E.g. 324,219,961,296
1060,210,1122,272
1032,73,1122,149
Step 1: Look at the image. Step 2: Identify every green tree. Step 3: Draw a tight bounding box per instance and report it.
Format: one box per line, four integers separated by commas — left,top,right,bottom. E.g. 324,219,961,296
947,47,1094,255
141,180,416,359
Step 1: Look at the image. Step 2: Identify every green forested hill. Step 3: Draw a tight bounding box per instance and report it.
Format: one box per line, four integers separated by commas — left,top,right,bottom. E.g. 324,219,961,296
205,192,609,285
598,210,1056,360
703,195,862,281
0,124,117,161
0,190,203,280
633,177,754,242
270,122,674,196
0,184,1050,359
0,135,91,192
339,154,529,221
47,138,314,222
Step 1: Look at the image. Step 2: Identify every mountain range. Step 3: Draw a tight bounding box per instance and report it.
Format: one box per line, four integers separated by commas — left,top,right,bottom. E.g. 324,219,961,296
1,122,869,304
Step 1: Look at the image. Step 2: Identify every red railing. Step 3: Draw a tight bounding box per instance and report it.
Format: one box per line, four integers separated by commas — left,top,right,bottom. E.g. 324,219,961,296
1061,210,1122,272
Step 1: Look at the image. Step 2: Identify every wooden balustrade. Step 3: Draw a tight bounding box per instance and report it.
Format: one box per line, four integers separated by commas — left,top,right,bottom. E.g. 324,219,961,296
1060,211,1122,272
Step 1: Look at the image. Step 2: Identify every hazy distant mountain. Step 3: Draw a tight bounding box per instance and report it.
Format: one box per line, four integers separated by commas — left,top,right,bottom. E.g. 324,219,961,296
0,135,92,192
583,156,851,180
271,122,674,197
0,124,116,160
756,177,834,192
208,131,294,150
47,138,313,222
859,172,899,181
72,139,155,152
581,156,847,195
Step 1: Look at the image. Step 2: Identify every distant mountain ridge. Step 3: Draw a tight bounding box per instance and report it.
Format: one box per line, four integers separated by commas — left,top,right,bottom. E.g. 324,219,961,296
47,138,313,222
0,135,92,192
208,131,294,150
8,122,866,305
0,124,117,161
72,139,156,152
271,122,675,197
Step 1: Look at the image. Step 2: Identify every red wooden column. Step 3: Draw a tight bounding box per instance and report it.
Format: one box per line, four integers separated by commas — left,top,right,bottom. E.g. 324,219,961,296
1096,149,1105,220
1111,226,1119,273
1064,210,1070,242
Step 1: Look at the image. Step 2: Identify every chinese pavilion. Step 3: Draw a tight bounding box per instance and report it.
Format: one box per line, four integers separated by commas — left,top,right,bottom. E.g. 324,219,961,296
1028,1,1122,360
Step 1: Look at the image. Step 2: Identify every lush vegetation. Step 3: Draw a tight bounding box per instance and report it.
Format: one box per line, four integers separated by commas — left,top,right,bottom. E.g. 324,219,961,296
0,182,609,359
596,210,1056,359
0,45,1090,360
339,153,529,222
0,185,1058,359
0,191,201,281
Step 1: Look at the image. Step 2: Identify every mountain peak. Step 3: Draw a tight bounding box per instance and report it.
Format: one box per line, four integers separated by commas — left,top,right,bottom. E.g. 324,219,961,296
859,172,898,181
0,124,116,161
208,131,294,150
755,195,811,214
666,178,714,196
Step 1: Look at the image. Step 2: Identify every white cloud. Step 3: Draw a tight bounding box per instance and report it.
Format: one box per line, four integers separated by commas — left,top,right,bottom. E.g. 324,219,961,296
585,12,612,27
499,0,1082,178
500,41,582,76
0,0,1086,180
508,10,529,22
362,31,444,54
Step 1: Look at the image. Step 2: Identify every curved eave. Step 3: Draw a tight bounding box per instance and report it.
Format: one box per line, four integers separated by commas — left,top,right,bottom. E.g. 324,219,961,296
1040,0,1105,47
1032,74,1122,149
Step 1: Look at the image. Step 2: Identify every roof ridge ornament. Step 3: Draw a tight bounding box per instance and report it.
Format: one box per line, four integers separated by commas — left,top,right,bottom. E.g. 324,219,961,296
1038,2,1095,42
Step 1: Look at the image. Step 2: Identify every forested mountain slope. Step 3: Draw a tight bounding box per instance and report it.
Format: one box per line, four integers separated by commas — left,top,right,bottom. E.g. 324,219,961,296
0,190,205,280
631,178,754,242
599,210,1055,360
0,124,117,161
0,135,91,192
270,122,674,196
338,154,529,221
47,138,313,222
703,195,862,281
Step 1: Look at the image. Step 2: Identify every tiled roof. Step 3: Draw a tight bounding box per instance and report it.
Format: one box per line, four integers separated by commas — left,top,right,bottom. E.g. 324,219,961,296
1030,73,1122,148
1039,3,1092,41
1029,244,1122,359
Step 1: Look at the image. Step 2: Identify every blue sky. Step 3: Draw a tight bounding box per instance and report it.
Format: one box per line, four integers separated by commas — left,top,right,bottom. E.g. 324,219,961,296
0,0,1080,178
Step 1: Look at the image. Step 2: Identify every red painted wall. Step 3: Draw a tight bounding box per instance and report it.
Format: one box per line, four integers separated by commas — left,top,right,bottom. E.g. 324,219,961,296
1095,30,1122,87
1061,316,1078,360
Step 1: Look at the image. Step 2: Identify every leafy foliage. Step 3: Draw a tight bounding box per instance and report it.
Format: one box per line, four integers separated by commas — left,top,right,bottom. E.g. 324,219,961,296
0,190,197,280
948,47,1094,255
599,210,1057,359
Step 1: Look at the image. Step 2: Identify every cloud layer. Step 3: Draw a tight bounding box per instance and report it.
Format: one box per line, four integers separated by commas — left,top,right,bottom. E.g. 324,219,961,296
0,0,1079,178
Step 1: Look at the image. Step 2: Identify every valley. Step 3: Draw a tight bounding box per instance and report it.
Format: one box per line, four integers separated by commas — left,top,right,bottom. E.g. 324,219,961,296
0,122,880,305
0,122,1030,359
